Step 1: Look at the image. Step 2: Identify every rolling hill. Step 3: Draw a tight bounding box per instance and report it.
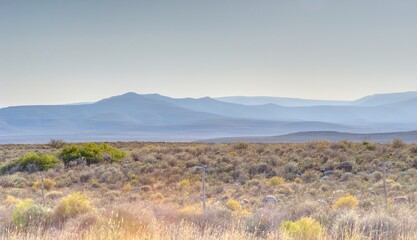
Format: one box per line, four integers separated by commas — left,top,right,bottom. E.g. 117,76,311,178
1,91,417,143
216,96,349,107
200,131,417,143
217,91,417,107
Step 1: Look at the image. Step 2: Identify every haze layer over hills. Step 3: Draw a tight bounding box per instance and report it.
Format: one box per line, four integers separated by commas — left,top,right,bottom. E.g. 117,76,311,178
1,91,417,143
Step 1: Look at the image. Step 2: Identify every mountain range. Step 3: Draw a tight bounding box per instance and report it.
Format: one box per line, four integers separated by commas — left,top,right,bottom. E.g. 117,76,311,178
1,91,417,143
201,131,417,144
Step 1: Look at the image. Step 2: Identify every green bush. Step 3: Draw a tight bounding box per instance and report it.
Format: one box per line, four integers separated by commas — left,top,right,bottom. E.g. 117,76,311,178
58,143,126,165
0,153,60,174
12,199,49,227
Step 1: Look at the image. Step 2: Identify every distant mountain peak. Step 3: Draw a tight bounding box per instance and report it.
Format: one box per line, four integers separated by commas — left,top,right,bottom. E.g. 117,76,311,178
352,91,417,106
122,92,140,96
2,91,417,143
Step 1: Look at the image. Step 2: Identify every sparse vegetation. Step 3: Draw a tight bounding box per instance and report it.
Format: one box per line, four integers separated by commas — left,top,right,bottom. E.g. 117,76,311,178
1,141,417,239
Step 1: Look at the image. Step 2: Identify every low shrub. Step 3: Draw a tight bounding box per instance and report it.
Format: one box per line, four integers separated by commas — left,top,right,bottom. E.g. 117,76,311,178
333,195,358,210
332,211,358,239
182,205,233,230
131,152,141,161
233,142,249,150
283,162,299,180
359,213,398,239
104,207,152,237
33,178,56,191
269,176,285,186
45,191,64,199
54,192,92,221
280,217,324,240
225,199,242,211
391,139,406,149
48,139,66,149
122,183,132,192
302,170,320,183
151,192,165,201
90,179,101,188
180,203,203,215
3,195,18,205
104,190,121,201
287,201,321,220
12,199,49,227
245,208,287,236
178,179,191,190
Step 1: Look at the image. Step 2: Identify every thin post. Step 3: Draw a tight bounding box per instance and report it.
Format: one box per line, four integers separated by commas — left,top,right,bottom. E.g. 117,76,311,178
202,167,207,212
40,171,45,203
383,161,388,207
194,165,208,213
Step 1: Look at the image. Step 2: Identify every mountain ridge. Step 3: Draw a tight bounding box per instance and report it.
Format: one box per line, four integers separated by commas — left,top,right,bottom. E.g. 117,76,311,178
200,130,417,143
216,91,417,107
1,91,417,143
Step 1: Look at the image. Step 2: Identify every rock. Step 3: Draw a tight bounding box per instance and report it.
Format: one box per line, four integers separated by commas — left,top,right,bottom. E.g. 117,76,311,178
232,182,241,187
140,185,152,192
337,162,353,172
68,157,86,167
393,196,408,205
257,164,269,174
321,176,330,181
323,170,334,176
69,160,78,167
317,199,328,206
263,195,278,204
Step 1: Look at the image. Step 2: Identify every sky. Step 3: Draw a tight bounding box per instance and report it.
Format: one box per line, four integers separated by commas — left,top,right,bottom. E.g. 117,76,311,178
1,0,417,107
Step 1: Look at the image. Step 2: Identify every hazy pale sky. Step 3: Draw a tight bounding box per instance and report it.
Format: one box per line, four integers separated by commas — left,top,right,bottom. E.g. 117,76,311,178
1,0,417,106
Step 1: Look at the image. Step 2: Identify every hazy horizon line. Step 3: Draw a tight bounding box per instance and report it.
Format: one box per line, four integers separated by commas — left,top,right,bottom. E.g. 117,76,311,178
1,90,417,109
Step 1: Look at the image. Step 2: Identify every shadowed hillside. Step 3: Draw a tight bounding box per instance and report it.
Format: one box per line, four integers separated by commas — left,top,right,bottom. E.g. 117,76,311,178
1,92,417,143
201,131,417,143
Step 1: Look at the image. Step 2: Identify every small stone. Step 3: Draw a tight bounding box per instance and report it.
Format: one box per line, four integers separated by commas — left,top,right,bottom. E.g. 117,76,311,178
393,196,408,205
337,162,353,172
263,195,278,204
317,199,328,206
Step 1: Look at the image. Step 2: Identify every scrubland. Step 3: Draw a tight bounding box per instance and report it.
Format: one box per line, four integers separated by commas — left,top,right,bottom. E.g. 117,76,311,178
1,140,417,239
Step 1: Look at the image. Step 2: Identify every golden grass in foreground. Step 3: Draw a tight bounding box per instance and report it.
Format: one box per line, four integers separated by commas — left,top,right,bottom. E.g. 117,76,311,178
1,141,417,239
2,200,417,240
